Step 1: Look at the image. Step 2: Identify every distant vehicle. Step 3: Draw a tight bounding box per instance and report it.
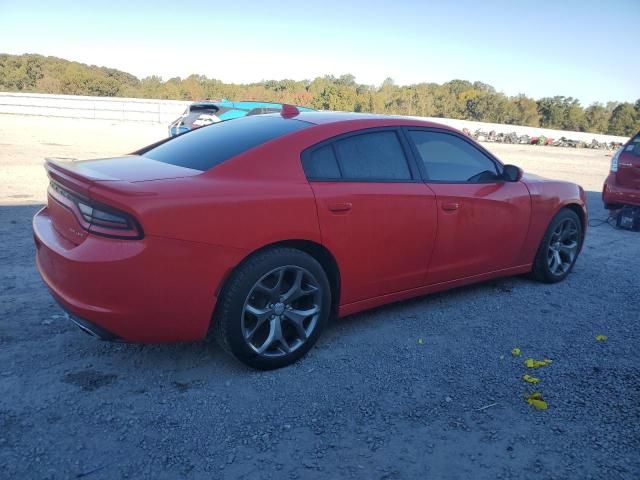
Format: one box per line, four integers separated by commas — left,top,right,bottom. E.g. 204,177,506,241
603,131,640,209
168,100,314,136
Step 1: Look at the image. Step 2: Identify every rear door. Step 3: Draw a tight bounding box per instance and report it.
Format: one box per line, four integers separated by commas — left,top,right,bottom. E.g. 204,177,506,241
302,128,438,305
405,129,531,285
616,133,640,189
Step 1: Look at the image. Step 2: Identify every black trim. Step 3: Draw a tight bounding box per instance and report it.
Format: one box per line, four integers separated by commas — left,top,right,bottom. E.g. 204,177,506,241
52,298,122,342
301,126,421,183
402,127,506,184
70,315,122,342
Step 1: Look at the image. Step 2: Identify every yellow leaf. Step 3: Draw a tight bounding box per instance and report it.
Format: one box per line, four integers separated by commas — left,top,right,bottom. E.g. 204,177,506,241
511,348,521,357
523,374,540,384
528,398,548,410
595,335,608,342
525,391,548,410
524,358,553,368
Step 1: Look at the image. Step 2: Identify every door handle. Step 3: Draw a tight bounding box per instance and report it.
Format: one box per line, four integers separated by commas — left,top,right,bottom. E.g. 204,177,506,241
441,202,460,211
328,202,352,213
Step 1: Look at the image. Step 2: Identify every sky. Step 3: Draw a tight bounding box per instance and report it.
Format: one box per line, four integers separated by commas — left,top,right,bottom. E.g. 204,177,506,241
0,0,637,106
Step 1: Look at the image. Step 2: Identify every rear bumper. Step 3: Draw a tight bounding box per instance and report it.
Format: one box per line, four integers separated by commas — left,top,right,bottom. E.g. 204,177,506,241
603,174,640,207
33,206,246,343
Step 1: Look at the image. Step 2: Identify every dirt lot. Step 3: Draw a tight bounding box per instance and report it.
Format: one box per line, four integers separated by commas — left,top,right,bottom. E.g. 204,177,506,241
1,114,639,479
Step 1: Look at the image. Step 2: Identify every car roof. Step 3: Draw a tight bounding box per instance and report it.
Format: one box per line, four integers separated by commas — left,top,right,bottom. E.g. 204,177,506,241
278,111,458,131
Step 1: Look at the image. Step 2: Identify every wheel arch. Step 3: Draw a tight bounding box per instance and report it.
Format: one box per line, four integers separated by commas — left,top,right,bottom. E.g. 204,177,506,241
210,239,341,337
559,202,587,246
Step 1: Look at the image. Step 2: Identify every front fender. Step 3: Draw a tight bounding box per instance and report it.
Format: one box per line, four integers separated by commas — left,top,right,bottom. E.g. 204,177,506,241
518,178,587,265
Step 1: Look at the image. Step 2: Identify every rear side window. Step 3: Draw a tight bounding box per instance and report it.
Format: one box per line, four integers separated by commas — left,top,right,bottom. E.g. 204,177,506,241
302,130,412,181
302,144,341,179
144,116,310,171
335,131,412,180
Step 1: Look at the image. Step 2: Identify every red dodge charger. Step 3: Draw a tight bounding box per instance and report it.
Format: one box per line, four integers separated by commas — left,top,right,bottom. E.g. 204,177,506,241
34,110,587,369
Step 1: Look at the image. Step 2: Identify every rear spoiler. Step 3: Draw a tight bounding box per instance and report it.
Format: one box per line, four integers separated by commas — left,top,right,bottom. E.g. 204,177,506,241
45,158,96,197
44,158,156,198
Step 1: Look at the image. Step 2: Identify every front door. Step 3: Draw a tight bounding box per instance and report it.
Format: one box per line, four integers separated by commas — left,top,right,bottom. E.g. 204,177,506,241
405,129,531,284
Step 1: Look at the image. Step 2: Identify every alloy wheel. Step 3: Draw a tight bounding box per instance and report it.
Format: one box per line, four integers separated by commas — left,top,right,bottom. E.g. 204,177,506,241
547,218,579,276
241,266,322,357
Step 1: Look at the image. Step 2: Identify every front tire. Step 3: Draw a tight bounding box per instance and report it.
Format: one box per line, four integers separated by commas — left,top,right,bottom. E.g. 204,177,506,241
213,247,331,370
531,208,583,283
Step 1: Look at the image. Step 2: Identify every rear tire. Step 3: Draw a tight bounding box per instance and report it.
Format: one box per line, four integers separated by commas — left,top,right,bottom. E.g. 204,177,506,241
213,247,331,370
531,208,583,283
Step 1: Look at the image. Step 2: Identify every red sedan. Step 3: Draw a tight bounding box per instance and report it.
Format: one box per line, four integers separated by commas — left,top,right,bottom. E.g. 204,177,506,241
33,110,587,369
602,131,640,209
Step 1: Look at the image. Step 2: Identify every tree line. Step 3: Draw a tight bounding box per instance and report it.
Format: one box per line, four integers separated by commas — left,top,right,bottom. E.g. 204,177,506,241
1,53,638,136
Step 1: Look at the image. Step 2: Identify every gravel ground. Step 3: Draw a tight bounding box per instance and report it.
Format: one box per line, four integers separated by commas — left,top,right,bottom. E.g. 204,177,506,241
0,115,639,479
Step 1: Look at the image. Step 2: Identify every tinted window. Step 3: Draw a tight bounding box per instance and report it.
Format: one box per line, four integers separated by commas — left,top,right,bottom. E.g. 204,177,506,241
409,131,499,182
302,144,341,179
333,131,411,180
627,133,640,156
144,116,309,171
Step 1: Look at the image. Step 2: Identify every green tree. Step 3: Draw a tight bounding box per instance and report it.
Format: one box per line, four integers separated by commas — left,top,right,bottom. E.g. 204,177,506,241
537,96,567,128
465,92,514,123
584,104,609,134
511,94,540,126
564,100,587,131
608,103,639,136
537,96,585,131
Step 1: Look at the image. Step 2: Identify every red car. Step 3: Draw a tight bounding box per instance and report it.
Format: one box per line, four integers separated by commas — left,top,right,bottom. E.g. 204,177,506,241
33,110,587,369
602,131,640,209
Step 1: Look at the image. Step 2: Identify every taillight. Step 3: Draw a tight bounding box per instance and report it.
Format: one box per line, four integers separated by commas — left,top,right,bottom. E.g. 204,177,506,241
610,148,621,173
49,181,143,239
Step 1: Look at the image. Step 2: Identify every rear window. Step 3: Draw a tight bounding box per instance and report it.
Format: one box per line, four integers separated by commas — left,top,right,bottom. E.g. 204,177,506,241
626,133,640,156
144,115,310,171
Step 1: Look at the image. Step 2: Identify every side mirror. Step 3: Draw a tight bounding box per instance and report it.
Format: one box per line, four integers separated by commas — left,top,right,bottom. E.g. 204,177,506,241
502,164,523,182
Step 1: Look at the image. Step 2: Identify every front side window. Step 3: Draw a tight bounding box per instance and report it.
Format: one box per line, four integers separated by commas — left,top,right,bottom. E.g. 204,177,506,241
408,130,500,183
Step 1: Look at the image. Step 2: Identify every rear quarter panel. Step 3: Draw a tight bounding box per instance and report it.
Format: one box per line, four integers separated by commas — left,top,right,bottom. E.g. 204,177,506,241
89,134,324,252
